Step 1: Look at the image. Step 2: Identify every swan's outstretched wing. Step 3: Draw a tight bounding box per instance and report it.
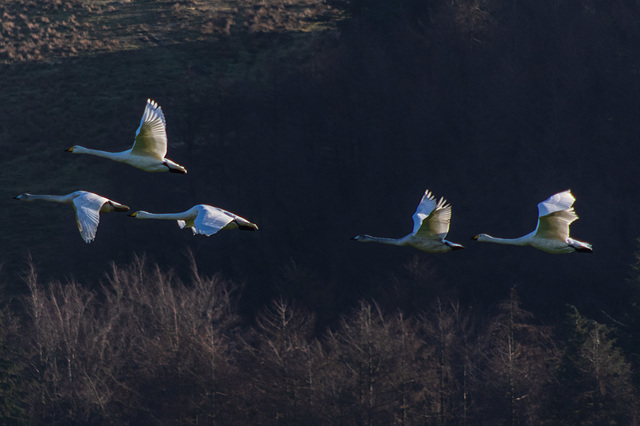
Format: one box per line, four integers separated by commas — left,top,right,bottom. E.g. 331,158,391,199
535,209,578,241
412,190,452,240
534,190,578,241
72,192,108,243
131,99,167,159
191,205,236,236
537,189,575,217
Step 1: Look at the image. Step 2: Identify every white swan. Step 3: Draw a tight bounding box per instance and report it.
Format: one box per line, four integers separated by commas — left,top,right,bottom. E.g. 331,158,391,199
352,189,464,253
472,189,593,253
66,99,187,174
129,204,258,236
14,191,130,243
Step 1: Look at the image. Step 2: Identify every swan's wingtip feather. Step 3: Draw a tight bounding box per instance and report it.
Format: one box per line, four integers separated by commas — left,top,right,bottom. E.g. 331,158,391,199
436,197,450,211
80,231,95,244
538,189,578,217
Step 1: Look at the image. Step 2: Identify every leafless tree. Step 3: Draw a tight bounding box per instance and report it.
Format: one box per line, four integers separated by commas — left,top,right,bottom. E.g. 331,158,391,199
476,287,559,425
321,301,424,425
419,298,476,425
15,255,240,424
239,298,322,424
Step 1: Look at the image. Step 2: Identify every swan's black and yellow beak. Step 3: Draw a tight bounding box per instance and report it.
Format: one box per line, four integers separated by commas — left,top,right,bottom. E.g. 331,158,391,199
471,235,479,240
65,147,75,152
129,212,138,217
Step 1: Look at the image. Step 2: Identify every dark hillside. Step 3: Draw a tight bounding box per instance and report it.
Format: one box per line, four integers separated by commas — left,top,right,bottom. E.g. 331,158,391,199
1,0,640,327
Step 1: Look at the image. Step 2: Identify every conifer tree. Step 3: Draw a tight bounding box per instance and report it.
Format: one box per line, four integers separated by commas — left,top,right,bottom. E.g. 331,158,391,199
551,306,636,425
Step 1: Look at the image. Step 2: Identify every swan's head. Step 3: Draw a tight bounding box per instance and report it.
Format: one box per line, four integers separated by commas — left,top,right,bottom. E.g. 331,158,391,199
352,234,372,242
129,211,150,219
14,193,32,201
65,145,89,153
472,234,490,242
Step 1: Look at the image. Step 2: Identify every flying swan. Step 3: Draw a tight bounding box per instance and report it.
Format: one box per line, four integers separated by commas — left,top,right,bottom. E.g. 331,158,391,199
129,204,258,236
352,189,464,252
472,189,593,253
66,99,187,174
14,191,130,243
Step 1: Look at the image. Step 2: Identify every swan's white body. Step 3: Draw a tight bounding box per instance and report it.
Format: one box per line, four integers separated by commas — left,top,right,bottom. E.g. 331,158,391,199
129,204,258,236
14,191,130,243
66,99,187,174
473,189,592,254
352,189,464,253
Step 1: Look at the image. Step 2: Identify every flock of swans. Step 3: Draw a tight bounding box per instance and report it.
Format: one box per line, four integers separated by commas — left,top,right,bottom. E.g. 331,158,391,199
15,99,258,243
14,99,593,254
353,188,592,254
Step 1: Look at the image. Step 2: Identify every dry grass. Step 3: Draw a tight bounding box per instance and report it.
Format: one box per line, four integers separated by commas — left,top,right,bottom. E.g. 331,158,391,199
0,0,337,63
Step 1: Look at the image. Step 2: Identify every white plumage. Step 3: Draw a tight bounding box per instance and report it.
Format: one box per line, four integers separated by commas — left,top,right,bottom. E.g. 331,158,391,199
66,99,187,174
129,204,258,236
473,189,593,254
14,191,130,243
352,189,464,253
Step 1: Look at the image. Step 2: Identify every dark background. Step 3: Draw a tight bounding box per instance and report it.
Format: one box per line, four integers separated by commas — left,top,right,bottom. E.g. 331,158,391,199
1,0,639,326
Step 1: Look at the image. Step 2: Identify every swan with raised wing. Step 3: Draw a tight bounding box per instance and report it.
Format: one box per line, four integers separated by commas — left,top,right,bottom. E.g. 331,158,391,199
352,189,464,253
472,189,592,253
66,99,187,174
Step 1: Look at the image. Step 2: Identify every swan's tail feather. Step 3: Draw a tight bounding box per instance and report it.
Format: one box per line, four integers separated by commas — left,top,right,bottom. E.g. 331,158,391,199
113,204,130,212
164,159,187,174
106,201,130,212
237,221,259,231
569,238,592,253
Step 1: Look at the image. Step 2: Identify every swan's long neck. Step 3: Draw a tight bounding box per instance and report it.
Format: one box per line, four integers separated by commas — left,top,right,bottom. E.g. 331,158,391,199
477,234,531,246
356,234,408,246
23,194,73,203
70,146,123,161
135,212,189,221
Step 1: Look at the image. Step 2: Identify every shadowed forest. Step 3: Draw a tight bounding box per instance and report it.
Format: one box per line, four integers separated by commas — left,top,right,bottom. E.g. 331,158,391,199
2,0,640,423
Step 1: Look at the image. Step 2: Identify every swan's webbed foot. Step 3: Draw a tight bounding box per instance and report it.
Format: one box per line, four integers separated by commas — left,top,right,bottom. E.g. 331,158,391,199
574,246,593,253
167,167,187,174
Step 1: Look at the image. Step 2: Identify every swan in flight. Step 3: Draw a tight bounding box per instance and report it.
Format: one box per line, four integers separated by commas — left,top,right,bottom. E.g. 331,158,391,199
14,191,130,243
352,189,464,253
472,189,592,253
129,204,258,236
66,99,187,174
